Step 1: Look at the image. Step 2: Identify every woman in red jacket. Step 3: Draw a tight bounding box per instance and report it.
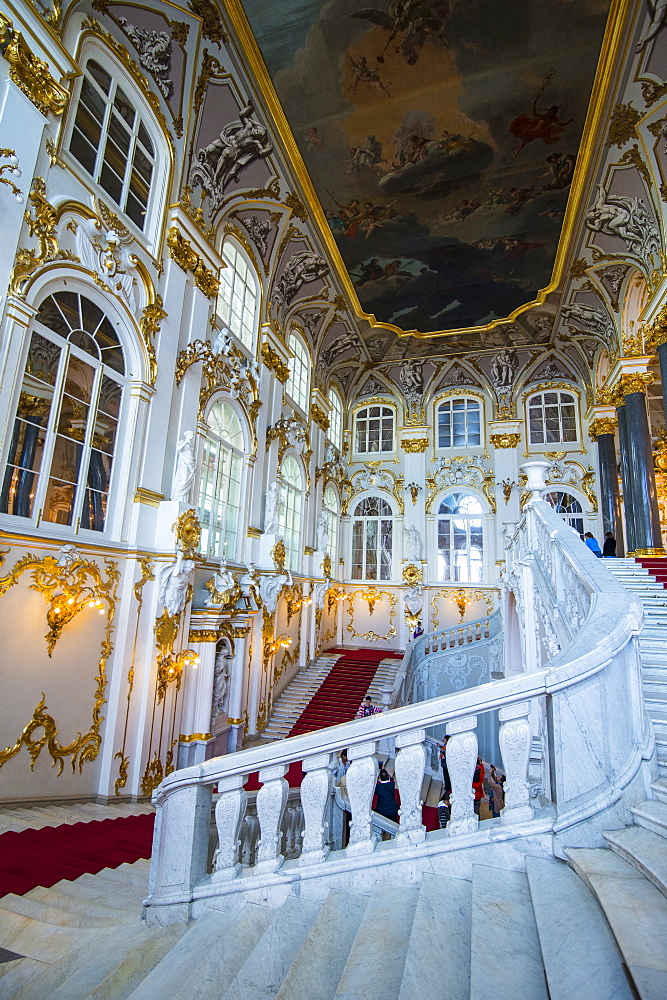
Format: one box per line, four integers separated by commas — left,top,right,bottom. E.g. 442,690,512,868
472,757,485,817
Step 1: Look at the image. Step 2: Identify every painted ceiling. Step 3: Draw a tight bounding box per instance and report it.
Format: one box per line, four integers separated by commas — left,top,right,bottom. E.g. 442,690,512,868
240,0,611,338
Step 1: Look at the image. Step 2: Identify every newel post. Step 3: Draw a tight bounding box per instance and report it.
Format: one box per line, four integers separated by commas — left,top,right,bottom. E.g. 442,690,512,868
445,715,478,836
345,740,378,856
499,701,534,824
394,728,426,846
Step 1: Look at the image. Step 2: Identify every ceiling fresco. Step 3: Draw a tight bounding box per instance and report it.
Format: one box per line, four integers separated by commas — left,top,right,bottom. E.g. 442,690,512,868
239,0,612,337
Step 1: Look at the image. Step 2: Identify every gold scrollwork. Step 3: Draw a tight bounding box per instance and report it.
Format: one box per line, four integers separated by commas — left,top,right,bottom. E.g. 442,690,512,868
430,588,495,630
173,508,201,558
261,341,290,382
11,178,79,295
181,185,216,243
400,438,429,452
0,554,119,774
139,297,166,387
0,13,68,116
311,403,330,431
346,587,397,643
167,226,219,297
113,752,129,796
589,417,617,439
402,563,423,584
605,101,641,147
489,433,521,449
271,538,286,572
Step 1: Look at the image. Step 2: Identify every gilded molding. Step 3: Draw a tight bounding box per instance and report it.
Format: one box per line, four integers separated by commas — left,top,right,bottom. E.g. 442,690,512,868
266,416,311,464
11,178,79,295
406,482,422,504
188,629,219,643
139,296,166,387
0,554,119,774
605,101,640,147
589,417,617,439
401,438,429,453
489,433,521,449
346,588,397,642
261,341,290,382
188,0,228,44
430,588,495,630
167,226,219,297
178,731,213,742
181,185,215,243
0,13,68,116
311,403,330,431
134,487,164,507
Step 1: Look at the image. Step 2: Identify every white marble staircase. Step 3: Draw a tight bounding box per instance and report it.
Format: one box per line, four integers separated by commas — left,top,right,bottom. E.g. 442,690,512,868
603,558,667,774
3,809,667,1000
260,653,341,740
0,800,154,836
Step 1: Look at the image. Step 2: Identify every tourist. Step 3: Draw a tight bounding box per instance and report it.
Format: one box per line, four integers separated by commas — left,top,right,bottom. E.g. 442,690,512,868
439,738,452,797
331,749,350,784
473,757,485,816
374,767,399,823
487,765,506,818
603,531,617,557
584,532,603,557
357,694,380,718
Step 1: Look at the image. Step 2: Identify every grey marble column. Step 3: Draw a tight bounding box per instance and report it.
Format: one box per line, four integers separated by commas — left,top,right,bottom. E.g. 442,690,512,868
616,403,636,554
591,419,624,557
622,382,664,554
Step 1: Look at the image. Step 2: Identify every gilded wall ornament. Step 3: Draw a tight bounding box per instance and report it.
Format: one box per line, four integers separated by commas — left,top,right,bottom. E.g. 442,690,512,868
425,457,496,514
0,147,23,201
501,478,516,504
311,403,330,431
402,564,423,585
489,433,521,449
11,178,79,295
188,0,227,44
401,438,429,452
173,508,201,558
642,80,667,107
406,482,422,504
430,588,495,630
0,13,68,115
0,552,119,774
261,341,290,382
175,338,261,444
284,192,308,221
266,416,310,464
181,185,215,243
167,226,219,297
605,101,640,147
271,538,286,572
346,588,397,642
139,297,166,387
618,143,651,187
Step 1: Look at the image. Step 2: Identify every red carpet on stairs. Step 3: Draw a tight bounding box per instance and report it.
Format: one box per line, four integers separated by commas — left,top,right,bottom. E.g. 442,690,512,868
636,557,667,586
0,812,155,897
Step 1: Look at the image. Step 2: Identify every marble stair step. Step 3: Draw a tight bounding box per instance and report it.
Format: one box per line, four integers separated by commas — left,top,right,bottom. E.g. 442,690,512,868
0,893,132,928
398,872,471,1000
218,894,322,1000
7,923,147,1000
566,847,667,1000
274,890,369,1000
0,907,141,970
126,901,274,1000
603,825,667,898
26,884,141,917
0,955,48,999
631,799,667,838
470,865,547,1000
333,881,419,1000
651,778,667,804
46,878,145,905
48,922,186,1000
526,856,633,1000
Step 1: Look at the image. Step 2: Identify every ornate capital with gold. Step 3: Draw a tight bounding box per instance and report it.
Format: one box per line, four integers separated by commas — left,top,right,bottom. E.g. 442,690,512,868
167,226,219,298
589,417,617,439
489,432,520,449
614,372,654,401
173,508,201,558
311,403,330,431
261,342,290,382
401,438,429,453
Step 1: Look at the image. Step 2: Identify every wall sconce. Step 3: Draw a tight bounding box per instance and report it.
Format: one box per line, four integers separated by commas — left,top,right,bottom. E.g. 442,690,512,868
156,647,200,703
327,587,346,613
448,588,471,623
359,586,382,615
264,633,292,659
0,148,23,202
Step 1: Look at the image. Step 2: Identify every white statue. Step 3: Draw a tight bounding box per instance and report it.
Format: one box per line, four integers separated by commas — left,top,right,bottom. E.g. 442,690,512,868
404,525,423,562
636,0,667,52
584,184,660,267
273,250,329,311
260,569,291,614
239,561,260,603
490,349,518,389
159,551,195,617
213,325,235,356
56,543,80,567
211,646,231,720
205,556,236,607
316,511,330,552
118,18,173,99
404,585,423,617
264,481,281,534
172,431,196,502
561,302,614,344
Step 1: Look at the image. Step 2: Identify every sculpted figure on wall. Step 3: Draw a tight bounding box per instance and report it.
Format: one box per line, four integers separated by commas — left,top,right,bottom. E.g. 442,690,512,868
172,431,196,502
585,184,660,268
273,251,329,312
264,482,281,534
212,646,231,720
159,551,195,617
118,18,174,99
404,524,423,562
490,349,518,389
316,511,329,552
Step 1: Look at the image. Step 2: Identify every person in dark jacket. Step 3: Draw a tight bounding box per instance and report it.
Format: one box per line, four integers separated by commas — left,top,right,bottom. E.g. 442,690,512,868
603,532,617,557
439,738,452,797
374,768,399,822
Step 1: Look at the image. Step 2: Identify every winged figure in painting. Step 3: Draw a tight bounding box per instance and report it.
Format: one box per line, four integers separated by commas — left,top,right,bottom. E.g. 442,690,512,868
352,0,452,65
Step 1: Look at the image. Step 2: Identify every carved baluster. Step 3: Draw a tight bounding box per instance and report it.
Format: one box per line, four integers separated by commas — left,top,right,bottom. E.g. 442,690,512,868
445,715,478,836
499,702,534,825
345,740,378,856
395,728,426,847
299,751,333,866
255,763,289,871
213,774,247,879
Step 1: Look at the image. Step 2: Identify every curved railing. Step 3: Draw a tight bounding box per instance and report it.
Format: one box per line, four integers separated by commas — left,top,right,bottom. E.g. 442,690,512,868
144,500,653,926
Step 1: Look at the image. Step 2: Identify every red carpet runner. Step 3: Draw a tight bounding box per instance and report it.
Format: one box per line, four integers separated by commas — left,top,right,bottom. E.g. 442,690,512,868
0,812,154,897
637,557,667,587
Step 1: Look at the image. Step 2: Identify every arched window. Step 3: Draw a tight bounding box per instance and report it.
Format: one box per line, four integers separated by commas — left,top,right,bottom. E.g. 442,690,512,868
543,491,584,535
352,496,393,580
279,455,304,571
437,492,484,583
69,59,155,230
1,291,126,532
328,387,343,450
217,240,259,351
286,332,310,412
197,402,244,560
354,405,394,454
437,398,481,448
528,391,577,445
323,484,339,565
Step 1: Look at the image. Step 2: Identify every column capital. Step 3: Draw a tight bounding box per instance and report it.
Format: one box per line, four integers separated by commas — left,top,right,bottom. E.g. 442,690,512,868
614,372,654,402
589,417,617,439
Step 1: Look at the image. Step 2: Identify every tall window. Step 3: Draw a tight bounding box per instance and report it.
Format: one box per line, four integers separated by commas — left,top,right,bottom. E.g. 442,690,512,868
352,496,393,580
355,406,394,454
279,455,304,571
1,291,126,532
437,492,484,582
69,59,155,230
328,387,343,450
437,398,481,448
528,391,577,445
544,491,584,535
198,402,244,559
217,241,259,351
286,333,310,412
323,484,339,564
